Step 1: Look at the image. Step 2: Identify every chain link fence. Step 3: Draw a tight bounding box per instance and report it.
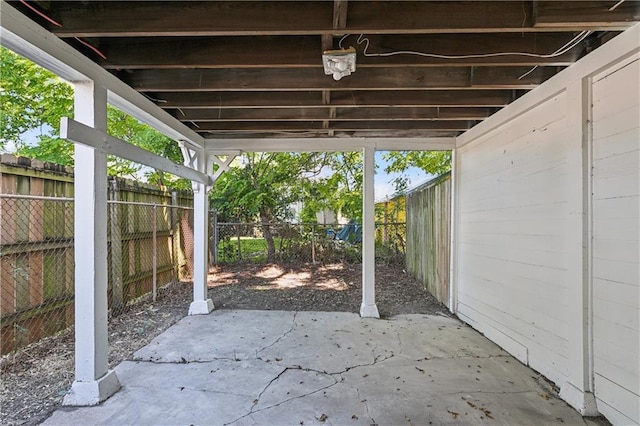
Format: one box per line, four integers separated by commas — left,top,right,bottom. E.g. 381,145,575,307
211,219,406,266
0,194,194,355
1,191,406,355
1,194,74,355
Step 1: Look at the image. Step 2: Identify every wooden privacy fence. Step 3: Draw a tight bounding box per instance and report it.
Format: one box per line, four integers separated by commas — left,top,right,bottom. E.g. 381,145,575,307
405,172,451,307
0,155,193,354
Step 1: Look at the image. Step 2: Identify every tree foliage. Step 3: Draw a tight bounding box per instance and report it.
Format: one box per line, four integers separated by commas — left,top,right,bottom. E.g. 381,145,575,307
0,47,189,188
211,152,333,260
382,150,451,176
380,150,451,194
0,47,73,153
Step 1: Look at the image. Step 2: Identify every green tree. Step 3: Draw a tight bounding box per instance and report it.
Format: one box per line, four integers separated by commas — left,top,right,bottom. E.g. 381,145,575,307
1,47,188,187
382,151,451,176
211,152,331,261
0,47,73,154
107,108,190,188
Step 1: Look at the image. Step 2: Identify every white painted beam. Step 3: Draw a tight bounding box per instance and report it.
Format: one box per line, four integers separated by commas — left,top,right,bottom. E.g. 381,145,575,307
0,1,204,147
61,118,212,186
360,146,379,318
63,82,120,406
206,137,456,152
208,153,240,183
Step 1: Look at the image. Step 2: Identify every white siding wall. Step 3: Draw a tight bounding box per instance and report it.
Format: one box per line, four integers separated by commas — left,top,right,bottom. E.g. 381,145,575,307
453,24,639,425
591,58,640,425
455,92,572,384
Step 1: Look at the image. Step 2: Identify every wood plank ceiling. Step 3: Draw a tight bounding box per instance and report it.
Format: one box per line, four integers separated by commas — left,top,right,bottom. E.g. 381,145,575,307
11,1,640,140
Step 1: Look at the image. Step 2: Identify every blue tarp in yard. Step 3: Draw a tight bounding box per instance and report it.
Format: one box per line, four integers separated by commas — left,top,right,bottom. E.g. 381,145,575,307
334,220,362,243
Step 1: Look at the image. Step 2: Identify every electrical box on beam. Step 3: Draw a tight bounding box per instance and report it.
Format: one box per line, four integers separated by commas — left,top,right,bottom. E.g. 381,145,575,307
322,47,356,81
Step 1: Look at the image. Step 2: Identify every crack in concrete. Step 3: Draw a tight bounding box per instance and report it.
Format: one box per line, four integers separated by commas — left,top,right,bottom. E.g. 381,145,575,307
223,366,339,425
440,389,541,397
250,374,339,418
257,311,298,355
396,330,404,355
356,386,376,425
408,353,512,362
223,351,395,425
132,356,240,364
124,384,254,398
334,353,395,375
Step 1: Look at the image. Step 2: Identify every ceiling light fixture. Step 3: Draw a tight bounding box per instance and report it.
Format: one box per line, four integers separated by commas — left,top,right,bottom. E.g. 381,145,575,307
322,47,356,81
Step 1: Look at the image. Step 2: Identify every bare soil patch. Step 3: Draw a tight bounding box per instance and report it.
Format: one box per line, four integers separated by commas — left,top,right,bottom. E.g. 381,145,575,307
209,263,450,318
1,263,447,425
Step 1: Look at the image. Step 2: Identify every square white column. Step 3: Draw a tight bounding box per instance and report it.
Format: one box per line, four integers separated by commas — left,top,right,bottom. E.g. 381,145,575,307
63,82,120,406
558,78,597,415
189,169,214,315
360,146,379,318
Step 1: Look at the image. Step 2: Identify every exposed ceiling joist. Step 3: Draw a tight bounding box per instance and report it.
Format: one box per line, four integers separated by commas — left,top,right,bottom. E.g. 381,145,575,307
97,33,590,69
192,120,474,132
6,0,638,140
123,66,559,92
170,107,495,122
151,90,520,109
39,1,638,37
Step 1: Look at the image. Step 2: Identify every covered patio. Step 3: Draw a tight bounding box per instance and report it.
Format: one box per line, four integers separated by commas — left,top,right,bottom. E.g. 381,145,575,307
1,1,638,425
44,310,595,425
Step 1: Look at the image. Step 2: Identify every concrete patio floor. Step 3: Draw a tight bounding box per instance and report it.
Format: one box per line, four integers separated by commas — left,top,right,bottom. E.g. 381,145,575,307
45,310,597,425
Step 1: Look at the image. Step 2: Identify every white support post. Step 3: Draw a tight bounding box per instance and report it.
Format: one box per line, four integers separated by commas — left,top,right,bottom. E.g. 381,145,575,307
189,151,214,315
360,146,379,318
448,148,459,313
559,78,598,415
179,148,238,316
63,82,120,406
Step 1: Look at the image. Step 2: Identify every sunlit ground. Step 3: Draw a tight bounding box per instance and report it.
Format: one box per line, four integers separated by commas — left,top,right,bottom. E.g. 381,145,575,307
208,263,349,291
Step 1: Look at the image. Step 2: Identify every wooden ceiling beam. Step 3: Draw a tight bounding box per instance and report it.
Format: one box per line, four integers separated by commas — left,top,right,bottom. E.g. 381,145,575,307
192,120,474,132
333,0,349,30
201,130,461,139
170,106,495,122
123,67,555,91
534,1,640,27
43,1,637,36
151,90,519,108
97,32,588,69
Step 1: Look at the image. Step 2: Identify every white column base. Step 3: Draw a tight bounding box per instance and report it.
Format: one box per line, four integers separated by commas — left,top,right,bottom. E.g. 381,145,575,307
189,299,214,315
559,382,599,416
62,370,120,406
360,303,380,318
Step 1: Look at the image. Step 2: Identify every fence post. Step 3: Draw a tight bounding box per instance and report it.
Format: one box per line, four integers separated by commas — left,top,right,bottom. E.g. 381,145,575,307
236,224,242,261
109,179,123,311
152,202,157,302
211,210,218,266
170,191,178,282
311,223,316,263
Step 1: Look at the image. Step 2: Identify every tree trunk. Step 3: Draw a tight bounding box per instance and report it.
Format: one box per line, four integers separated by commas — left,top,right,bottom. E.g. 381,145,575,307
260,209,276,262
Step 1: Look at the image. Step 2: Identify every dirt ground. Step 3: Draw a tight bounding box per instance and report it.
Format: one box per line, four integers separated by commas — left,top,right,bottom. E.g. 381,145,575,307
1,263,449,425
209,263,451,318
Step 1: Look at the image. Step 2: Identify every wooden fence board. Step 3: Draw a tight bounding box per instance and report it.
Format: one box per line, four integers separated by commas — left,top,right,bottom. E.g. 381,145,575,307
0,155,194,354
405,172,451,307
